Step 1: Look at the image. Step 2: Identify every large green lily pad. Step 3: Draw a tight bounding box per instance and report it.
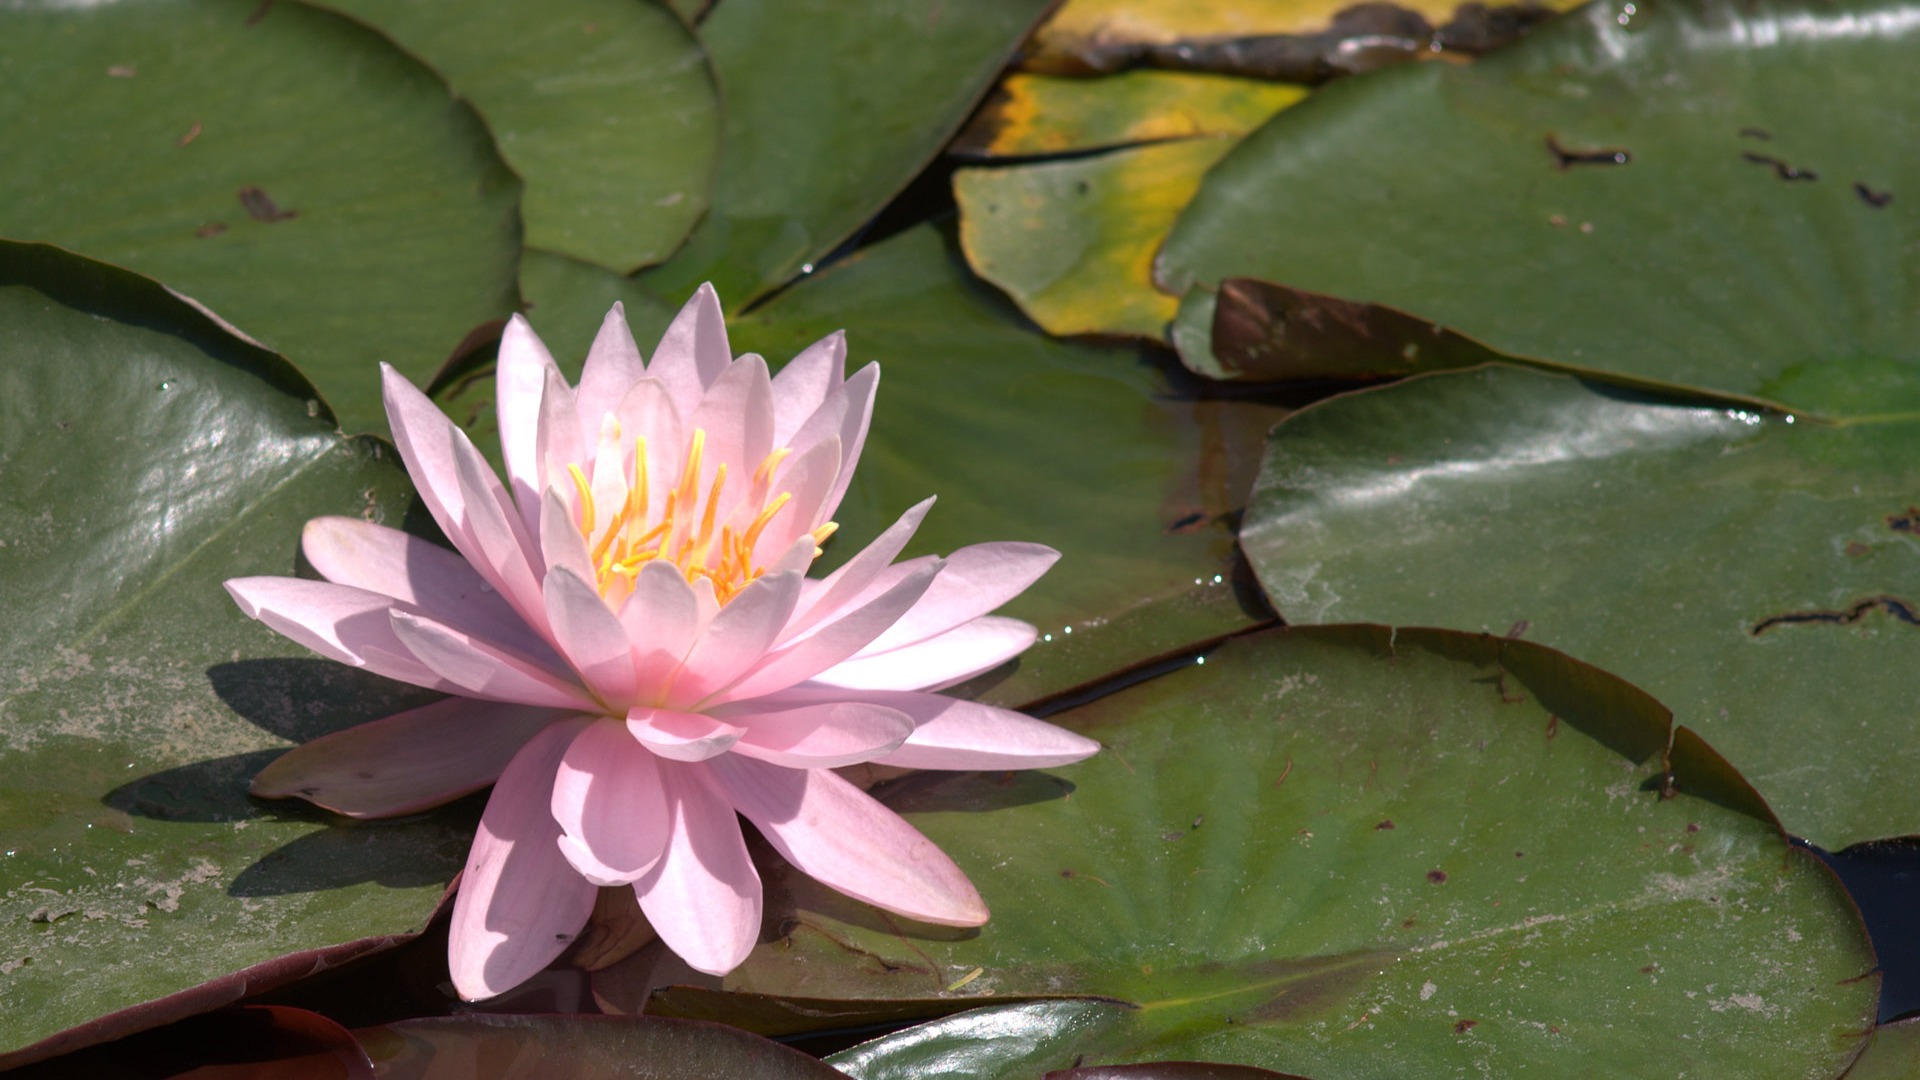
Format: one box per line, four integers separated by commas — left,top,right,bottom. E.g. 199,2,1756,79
684,626,1877,1075
0,242,469,1064
0,0,521,434
639,0,1056,307
358,1015,847,1078
1157,0,1920,418
1240,364,1920,849
451,224,1284,708
306,0,720,273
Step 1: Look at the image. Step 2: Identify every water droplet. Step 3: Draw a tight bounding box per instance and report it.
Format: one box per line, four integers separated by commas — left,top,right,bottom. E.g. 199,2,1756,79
800,263,816,274
1062,625,1072,635
1195,656,1206,666
157,380,173,391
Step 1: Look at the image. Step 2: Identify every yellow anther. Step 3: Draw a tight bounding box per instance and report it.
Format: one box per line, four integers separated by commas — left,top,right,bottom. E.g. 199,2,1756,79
567,464,596,536
753,447,791,487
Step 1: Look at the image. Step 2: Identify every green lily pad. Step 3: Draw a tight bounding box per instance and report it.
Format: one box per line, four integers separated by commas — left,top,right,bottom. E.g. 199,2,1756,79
639,0,1056,307
1157,0,1920,418
0,0,521,434
1240,363,1920,849
1845,1018,1920,1080
357,1015,848,1078
306,0,720,273
952,71,1305,157
0,242,469,1064
447,224,1283,709
697,625,1878,1075
956,138,1236,339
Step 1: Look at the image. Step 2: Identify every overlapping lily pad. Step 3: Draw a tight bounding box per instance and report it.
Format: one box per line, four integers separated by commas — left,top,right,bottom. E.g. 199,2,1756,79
0,0,521,435
306,0,720,272
1241,364,1920,849
357,1015,846,1078
1158,0,1920,418
0,242,470,1064
953,71,1305,157
639,0,1057,306
681,625,1875,1075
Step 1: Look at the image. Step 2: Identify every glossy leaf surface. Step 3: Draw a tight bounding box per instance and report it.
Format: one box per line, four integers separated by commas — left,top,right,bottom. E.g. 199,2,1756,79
0,243,468,1063
1159,0,1920,418
308,0,720,272
1242,364,1920,849
0,0,521,434
719,626,1877,1075
358,1015,846,1079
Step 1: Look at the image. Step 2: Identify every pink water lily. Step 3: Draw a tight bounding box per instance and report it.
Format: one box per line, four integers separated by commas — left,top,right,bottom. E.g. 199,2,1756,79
225,286,1097,1000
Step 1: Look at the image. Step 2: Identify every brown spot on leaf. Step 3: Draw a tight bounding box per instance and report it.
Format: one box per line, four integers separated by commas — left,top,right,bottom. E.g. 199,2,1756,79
194,222,228,239
1741,151,1818,181
1546,133,1630,170
1454,1019,1478,1034
1426,869,1447,884
1375,819,1396,830
238,185,298,223
1856,182,1894,208
1752,595,1920,634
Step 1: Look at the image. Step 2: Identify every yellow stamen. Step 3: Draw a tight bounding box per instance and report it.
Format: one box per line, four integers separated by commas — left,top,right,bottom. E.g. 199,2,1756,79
567,464,596,536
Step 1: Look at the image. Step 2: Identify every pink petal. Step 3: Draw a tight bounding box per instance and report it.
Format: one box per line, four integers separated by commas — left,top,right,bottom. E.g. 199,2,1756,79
251,698,567,817
627,707,743,762
667,571,803,708
576,303,646,441
783,497,934,640
859,542,1059,655
713,700,913,768
539,487,596,587
746,437,841,563
390,609,596,710
707,756,987,926
634,761,762,976
449,716,598,1000
715,559,942,704
823,362,878,515
865,693,1100,770
770,330,845,446
543,565,637,705
496,315,562,536
300,516,552,662
611,376,685,502
533,365,587,533
225,577,458,692
648,283,732,418
551,717,670,885
619,560,703,692
688,353,775,505
450,431,549,632
380,366,499,594
813,616,1037,692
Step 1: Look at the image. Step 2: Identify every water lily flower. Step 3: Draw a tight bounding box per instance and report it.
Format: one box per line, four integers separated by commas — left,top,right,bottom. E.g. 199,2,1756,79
225,286,1098,1000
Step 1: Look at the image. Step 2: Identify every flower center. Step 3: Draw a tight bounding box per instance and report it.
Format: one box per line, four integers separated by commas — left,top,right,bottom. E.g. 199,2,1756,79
566,428,836,604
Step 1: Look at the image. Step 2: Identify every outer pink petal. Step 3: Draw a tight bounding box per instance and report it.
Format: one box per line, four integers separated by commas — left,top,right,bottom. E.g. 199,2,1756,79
713,701,913,768
543,565,638,705
866,694,1099,770
627,707,744,762
634,761,762,976
812,616,1037,692
534,365,586,532
715,559,942,704
708,756,987,926
769,330,844,446
225,577,458,693
299,516,552,663
381,366,518,605
390,609,596,710
449,716,598,1001
551,717,670,885
648,283,732,418
822,362,878,516
668,571,803,708
496,315,562,536
539,487,596,587
858,542,1059,655
450,432,549,633
251,698,567,817
576,303,647,441
783,497,934,641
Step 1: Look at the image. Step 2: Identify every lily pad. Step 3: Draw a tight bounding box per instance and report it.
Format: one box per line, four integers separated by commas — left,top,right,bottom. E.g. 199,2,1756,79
448,224,1284,708
0,242,470,1064
638,0,1056,306
357,1015,847,1079
0,0,521,435
1240,363,1920,849
1158,0,1920,418
1847,1017,1920,1080
953,71,1305,157
306,0,720,273
698,625,1877,1075
957,138,1237,339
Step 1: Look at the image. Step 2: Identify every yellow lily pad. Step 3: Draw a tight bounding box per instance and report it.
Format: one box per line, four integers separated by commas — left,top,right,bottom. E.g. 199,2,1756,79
957,138,1235,339
954,70,1304,157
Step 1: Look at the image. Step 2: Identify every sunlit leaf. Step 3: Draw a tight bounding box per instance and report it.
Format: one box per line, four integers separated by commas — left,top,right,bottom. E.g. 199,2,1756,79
1240,363,1920,849
0,242,468,1065
306,0,720,272
954,71,1305,157
0,0,521,434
